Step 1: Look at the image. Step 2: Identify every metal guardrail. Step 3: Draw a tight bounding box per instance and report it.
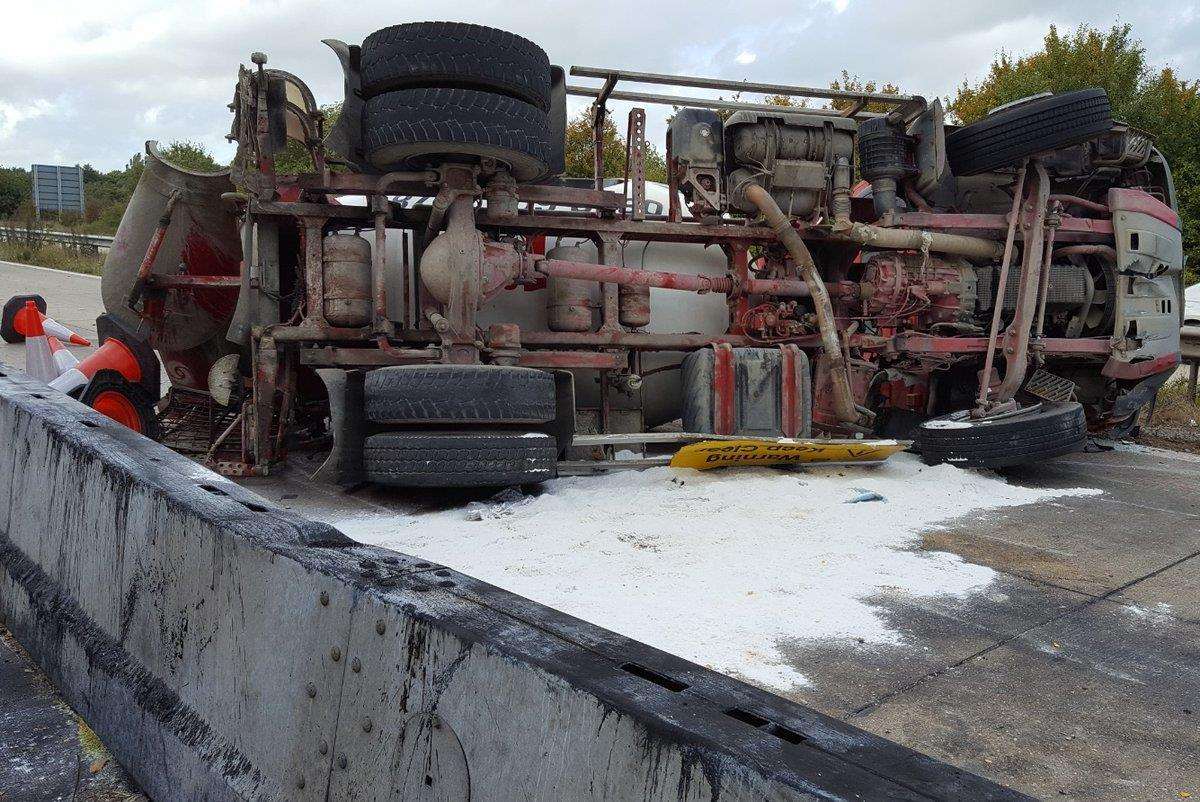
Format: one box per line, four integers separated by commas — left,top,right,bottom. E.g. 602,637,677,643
0,225,114,252
1181,325,1200,398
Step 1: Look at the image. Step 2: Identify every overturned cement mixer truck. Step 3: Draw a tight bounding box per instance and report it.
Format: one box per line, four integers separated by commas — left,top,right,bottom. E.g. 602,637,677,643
97,21,1184,484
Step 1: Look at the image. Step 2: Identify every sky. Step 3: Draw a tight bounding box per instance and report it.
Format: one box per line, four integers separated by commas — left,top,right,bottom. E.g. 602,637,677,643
1,1,1197,172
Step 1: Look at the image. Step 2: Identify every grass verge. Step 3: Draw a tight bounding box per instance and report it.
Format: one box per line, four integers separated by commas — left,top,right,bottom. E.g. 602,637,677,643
0,241,104,275
1139,377,1200,452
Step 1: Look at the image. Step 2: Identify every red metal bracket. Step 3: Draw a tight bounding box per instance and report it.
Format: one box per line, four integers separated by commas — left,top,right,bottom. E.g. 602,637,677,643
779,344,804,438
712,342,736,435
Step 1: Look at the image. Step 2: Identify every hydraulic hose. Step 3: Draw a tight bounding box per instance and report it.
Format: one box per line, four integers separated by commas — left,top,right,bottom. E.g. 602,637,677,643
742,182,864,425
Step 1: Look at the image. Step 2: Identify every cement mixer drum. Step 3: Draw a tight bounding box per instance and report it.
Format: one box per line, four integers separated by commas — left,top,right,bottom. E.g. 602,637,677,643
100,141,243,353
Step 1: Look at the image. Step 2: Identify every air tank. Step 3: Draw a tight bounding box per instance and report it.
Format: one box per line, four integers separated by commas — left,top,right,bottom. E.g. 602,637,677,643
619,285,651,328
322,234,372,327
545,244,594,332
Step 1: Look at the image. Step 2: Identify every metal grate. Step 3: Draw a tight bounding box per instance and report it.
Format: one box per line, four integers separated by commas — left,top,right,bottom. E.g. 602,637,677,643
977,264,1090,310
1025,369,1076,402
157,387,241,457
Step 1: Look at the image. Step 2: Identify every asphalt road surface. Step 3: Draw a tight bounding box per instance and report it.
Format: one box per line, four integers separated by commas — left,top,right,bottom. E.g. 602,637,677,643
2,259,1198,800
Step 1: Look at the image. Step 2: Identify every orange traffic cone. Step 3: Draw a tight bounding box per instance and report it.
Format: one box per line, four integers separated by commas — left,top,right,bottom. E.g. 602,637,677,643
47,336,81,376
12,308,90,346
17,301,59,382
49,337,143,396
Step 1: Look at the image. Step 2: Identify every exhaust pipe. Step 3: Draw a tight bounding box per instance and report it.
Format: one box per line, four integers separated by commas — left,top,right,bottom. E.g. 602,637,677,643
741,182,866,426
835,222,1004,261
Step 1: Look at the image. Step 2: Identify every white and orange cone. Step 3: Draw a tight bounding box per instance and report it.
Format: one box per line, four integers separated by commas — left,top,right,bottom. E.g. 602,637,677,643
17,301,59,382
14,309,90,346
47,336,81,376
49,336,143,395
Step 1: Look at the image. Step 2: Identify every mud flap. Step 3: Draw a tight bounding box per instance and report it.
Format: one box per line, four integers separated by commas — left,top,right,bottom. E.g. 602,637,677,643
321,39,367,169
311,369,366,486
543,370,576,457
1111,369,1173,420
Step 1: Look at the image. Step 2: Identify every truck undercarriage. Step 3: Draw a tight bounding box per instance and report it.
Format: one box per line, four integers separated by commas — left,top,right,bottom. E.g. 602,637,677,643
99,23,1184,482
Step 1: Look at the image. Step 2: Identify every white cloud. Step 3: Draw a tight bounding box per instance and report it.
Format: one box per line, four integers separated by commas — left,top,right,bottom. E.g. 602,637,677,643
141,105,164,126
0,99,55,140
0,0,1196,170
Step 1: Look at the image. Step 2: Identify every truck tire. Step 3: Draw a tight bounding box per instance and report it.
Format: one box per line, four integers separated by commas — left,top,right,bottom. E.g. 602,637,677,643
917,401,1086,469
364,364,556,425
947,89,1113,176
1,294,47,343
363,88,553,181
364,430,557,487
361,22,552,112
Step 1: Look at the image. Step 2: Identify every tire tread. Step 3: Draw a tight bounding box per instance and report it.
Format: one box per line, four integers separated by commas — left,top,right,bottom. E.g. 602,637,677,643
363,88,552,179
361,22,551,111
918,402,1086,468
364,430,557,487
364,365,556,425
947,89,1113,175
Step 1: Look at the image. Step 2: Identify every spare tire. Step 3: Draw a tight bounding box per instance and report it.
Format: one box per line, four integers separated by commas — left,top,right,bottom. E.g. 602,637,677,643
365,364,556,425
361,22,552,113
363,88,553,181
364,430,557,487
947,89,1113,176
918,401,1086,469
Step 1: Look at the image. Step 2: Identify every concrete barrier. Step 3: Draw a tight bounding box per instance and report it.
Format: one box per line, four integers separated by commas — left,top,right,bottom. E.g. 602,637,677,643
0,362,1025,801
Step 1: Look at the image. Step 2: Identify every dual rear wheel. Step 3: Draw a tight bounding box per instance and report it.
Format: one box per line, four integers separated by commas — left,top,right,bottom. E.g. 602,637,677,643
360,365,559,488
359,22,558,180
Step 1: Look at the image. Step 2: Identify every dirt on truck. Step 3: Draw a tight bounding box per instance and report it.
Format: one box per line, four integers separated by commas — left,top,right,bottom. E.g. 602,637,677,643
83,20,1184,484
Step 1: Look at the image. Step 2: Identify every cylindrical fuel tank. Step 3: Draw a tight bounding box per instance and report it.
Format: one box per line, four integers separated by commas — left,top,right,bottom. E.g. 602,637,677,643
322,234,372,327
545,244,595,332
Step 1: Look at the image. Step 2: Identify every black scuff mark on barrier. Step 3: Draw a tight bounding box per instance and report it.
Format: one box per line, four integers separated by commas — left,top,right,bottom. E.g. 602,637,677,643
427,643,472,712
398,616,429,715
634,727,669,801
0,535,261,788
118,576,140,646
677,745,728,802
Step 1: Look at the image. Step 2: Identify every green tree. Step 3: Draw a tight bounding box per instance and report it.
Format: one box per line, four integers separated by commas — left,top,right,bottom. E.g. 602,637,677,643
273,103,344,174
158,140,222,172
951,24,1200,280
0,167,29,218
828,71,904,114
563,108,668,183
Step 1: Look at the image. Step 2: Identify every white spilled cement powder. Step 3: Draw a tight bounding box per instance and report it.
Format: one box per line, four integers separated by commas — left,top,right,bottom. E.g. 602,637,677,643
328,453,1100,693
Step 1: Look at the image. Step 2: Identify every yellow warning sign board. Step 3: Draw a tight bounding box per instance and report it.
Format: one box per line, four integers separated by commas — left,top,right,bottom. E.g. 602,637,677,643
669,438,908,470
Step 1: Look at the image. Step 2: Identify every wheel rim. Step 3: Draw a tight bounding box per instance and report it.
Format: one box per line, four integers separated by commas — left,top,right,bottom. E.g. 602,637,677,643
90,390,144,433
